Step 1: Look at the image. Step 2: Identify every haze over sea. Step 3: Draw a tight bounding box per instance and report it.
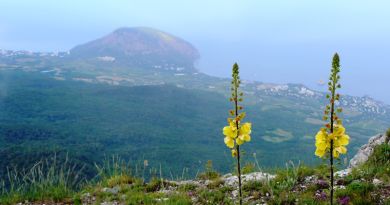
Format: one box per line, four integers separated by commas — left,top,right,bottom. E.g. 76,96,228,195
1,0,389,103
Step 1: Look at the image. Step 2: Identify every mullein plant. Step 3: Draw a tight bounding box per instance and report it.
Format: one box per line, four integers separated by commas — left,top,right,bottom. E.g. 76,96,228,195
315,53,350,205
223,63,251,205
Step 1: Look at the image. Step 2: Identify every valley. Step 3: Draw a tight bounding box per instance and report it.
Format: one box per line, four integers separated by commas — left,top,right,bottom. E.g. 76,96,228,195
0,27,389,180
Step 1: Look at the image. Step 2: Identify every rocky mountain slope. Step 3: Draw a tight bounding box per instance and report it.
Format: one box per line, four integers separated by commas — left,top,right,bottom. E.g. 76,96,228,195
77,132,390,205
2,131,388,205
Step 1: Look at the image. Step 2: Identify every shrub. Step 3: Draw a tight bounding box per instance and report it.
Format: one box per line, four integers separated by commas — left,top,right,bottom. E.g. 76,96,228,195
242,162,256,174
197,160,220,180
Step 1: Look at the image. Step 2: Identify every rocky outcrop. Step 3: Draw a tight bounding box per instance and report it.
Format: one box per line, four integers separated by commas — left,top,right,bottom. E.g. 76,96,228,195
171,171,275,188
349,133,389,168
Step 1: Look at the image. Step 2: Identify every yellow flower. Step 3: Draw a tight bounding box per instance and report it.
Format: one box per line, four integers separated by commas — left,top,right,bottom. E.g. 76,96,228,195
236,137,244,145
223,119,237,138
223,125,237,139
223,119,251,148
332,124,349,157
314,123,349,158
315,129,328,158
239,122,251,141
224,136,235,148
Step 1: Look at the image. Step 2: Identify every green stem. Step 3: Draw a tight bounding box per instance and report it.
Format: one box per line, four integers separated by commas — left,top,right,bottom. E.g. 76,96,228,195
329,73,336,205
237,145,242,205
234,76,242,205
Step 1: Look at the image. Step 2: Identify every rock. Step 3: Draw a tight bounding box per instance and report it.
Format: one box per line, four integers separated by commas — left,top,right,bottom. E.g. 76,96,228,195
223,172,275,187
232,190,238,198
82,192,91,198
158,189,178,195
334,185,346,190
223,173,233,178
101,202,119,205
349,133,389,168
373,178,383,186
204,179,212,186
304,175,318,184
155,198,169,202
102,186,120,195
335,168,351,177
224,175,239,186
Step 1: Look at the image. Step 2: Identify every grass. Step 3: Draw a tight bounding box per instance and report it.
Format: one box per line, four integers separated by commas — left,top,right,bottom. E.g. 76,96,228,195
196,160,220,180
0,144,388,204
0,154,84,205
346,143,390,184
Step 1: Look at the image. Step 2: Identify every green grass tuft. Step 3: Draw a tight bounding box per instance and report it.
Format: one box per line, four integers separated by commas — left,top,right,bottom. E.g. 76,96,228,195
0,155,84,205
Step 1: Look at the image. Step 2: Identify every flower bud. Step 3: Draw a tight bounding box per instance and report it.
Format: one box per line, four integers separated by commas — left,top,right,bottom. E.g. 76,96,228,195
231,149,238,157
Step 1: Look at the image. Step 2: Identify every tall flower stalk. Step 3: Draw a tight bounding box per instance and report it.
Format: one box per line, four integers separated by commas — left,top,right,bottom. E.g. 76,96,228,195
223,63,251,205
315,53,349,205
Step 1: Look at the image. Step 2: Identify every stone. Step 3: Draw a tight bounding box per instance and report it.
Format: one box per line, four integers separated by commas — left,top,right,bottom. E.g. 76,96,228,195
232,190,238,198
373,178,383,186
335,168,351,178
222,172,275,187
349,133,389,168
102,186,120,195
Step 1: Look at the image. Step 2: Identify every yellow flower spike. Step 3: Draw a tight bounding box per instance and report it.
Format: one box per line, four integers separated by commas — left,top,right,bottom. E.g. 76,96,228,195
223,63,253,205
315,53,349,204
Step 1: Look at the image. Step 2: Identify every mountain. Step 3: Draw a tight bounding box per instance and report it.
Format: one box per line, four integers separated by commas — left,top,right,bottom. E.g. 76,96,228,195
69,27,200,70
0,27,389,180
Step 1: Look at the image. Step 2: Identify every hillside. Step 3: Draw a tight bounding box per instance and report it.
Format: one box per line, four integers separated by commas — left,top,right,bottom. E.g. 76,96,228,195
0,70,386,179
1,132,389,205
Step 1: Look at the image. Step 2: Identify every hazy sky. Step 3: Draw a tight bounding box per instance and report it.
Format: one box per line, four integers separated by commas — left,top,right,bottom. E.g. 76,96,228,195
1,0,390,103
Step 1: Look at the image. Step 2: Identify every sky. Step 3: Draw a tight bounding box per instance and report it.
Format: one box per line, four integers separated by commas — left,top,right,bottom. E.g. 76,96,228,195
1,0,390,103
